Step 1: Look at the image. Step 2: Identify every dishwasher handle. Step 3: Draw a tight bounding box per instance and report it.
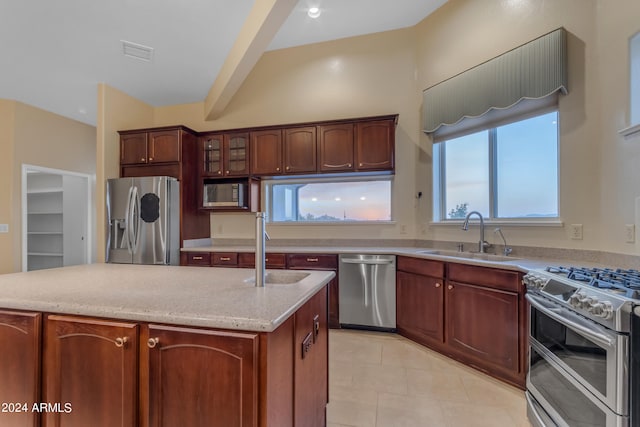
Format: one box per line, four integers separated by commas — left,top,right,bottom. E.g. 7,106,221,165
340,258,394,265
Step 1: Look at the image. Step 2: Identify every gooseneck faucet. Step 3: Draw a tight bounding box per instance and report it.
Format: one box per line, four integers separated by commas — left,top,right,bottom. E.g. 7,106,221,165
494,227,512,256
255,212,270,287
462,211,490,253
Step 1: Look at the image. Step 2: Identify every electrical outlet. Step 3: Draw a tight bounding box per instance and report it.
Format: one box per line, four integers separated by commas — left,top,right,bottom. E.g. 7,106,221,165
399,224,407,234
570,224,583,240
216,224,223,235
625,224,636,243
0,224,8,233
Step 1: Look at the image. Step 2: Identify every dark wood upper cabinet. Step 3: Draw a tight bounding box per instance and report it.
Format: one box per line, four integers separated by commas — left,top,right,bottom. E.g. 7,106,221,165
0,310,41,427
148,130,181,164
284,126,317,174
120,132,149,165
317,124,355,172
250,129,283,175
200,133,249,177
355,119,395,171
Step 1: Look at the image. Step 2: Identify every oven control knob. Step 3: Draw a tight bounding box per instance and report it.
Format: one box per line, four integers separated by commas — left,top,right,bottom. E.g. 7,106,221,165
580,296,596,309
589,301,613,319
569,292,585,308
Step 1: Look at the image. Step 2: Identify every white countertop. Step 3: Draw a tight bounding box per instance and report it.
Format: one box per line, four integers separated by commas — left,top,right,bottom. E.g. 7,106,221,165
0,264,334,332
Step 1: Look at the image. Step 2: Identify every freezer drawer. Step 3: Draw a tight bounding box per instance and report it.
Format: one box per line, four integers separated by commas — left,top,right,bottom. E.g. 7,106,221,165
338,254,396,330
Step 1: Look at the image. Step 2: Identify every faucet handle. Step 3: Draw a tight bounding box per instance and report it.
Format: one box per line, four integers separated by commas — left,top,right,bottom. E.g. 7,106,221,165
503,246,513,256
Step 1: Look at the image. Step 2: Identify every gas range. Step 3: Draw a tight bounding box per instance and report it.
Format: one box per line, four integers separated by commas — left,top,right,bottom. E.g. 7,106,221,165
524,265,639,333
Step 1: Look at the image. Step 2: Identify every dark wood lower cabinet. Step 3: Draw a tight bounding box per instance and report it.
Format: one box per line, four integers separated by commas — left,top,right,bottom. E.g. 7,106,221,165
0,310,41,427
43,315,138,427
145,325,258,427
396,258,526,389
396,271,444,346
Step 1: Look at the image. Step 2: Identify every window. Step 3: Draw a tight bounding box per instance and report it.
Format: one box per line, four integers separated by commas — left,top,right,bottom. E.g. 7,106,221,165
631,32,640,126
265,177,392,223
433,111,559,221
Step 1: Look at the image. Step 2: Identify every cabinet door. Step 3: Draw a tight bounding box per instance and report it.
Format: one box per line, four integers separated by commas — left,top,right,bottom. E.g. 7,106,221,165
284,127,316,174
120,132,148,165
294,287,328,427
201,135,224,176
224,132,250,176
317,124,354,172
355,120,394,171
250,130,282,175
148,130,181,163
0,310,41,427
445,282,519,373
43,315,138,427
396,271,444,346
146,325,258,427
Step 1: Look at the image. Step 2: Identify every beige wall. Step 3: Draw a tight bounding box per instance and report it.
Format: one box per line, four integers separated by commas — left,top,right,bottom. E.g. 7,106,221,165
95,84,154,262
0,100,16,273
0,100,96,273
105,0,640,255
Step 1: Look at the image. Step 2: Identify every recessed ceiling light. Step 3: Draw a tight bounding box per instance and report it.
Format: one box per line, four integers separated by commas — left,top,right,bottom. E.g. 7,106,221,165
121,40,154,62
307,7,321,18
335,197,341,201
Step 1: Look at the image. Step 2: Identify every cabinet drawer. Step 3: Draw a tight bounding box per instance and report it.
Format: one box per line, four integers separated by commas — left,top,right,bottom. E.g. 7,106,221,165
287,254,337,270
238,253,286,269
212,252,238,267
185,252,212,266
397,256,444,278
447,263,521,292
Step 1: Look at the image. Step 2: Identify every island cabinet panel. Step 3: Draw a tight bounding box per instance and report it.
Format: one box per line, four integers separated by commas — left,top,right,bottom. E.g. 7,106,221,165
317,124,355,172
250,130,283,176
355,119,395,171
396,271,444,347
43,315,138,427
145,325,259,427
294,286,328,427
0,310,41,427
287,254,340,329
445,281,520,374
283,127,317,174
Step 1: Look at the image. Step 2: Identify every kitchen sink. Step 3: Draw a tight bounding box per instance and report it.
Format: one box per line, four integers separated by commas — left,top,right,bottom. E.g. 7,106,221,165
415,249,518,262
244,271,311,285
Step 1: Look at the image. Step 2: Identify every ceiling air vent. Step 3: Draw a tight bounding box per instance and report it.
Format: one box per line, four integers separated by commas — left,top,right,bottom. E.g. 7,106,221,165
121,40,154,62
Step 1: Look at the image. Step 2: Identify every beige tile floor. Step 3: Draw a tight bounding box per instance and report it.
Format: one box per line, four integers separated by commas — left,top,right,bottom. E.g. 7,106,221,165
327,329,532,427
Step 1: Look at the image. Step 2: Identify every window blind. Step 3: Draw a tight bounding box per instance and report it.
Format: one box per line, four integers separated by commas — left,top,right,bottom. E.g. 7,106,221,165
423,28,568,142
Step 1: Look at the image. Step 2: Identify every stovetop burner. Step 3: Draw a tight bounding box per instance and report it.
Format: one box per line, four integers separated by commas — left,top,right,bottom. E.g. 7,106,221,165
545,266,640,299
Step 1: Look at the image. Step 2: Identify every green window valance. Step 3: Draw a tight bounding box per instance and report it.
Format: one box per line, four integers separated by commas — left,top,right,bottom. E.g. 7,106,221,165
423,28,568,142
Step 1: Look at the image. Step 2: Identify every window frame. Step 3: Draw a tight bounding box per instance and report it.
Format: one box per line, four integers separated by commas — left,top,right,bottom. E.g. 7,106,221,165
432,109,561,225
263,175,395,225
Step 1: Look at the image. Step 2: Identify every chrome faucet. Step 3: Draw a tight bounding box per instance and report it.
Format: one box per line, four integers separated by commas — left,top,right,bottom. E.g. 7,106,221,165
255,212,270,287
462,211,490,253
494,228,512,256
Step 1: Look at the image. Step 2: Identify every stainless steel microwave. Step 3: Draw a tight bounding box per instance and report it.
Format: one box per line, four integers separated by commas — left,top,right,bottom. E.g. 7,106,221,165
203,182,245,207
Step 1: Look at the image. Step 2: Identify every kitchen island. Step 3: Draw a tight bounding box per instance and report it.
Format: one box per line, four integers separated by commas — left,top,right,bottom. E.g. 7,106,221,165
0,263,334,427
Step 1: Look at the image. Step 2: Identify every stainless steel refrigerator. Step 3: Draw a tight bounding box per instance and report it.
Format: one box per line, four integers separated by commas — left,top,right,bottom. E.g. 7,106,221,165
106,176,180,265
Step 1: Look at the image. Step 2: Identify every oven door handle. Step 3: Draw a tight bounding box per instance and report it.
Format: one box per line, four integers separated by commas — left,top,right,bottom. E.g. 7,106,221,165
525,293,615,348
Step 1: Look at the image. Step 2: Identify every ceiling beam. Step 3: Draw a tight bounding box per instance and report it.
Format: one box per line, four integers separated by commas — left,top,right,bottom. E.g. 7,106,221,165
204,0,298,121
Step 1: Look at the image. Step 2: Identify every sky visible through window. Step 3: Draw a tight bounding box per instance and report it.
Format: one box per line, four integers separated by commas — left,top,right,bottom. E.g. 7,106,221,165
271,180,391,221
444,112,558,219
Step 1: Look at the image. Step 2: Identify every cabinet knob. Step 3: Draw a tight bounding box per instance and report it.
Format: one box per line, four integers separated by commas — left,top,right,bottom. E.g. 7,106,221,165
226,170,229,174
276,167,280,172
448,285,453,290
148,157,153,161
348,163,352,168
286,166,290,171
115,337,128,348
147,337,159,348
435,283,441,288
359,163,363,167
217,170,222,175
140,158,145,162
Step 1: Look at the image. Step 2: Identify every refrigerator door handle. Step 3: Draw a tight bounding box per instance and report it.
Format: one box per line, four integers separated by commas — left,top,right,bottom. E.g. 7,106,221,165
124,186,134,255
131,186,141,255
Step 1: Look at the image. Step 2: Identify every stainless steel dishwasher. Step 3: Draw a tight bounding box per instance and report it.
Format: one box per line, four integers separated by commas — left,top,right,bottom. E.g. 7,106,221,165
338,254,396,331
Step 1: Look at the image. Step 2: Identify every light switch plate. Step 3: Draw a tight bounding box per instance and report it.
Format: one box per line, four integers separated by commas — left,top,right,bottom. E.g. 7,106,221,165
0,224,8,233
625,224,635,243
